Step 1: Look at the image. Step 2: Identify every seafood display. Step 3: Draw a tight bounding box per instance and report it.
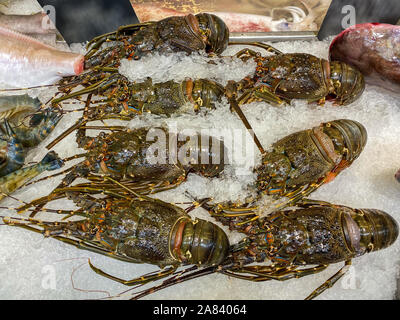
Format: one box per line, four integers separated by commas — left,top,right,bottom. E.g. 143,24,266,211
130,0,332,32
329,23,400,93
43,117,366,220
0,25,84,87
2,194,397,300
84,13,229,68
72,47,365,110
48,44,364,146
0,0,399,302
52,13,229,105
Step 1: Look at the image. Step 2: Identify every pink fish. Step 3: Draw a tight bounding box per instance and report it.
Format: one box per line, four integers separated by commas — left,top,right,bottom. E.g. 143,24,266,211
330,23,400,92
0,25,84,88
0,12,56,35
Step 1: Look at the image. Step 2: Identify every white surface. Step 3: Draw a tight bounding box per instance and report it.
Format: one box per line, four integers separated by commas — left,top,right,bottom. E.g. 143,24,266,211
0,0,400,300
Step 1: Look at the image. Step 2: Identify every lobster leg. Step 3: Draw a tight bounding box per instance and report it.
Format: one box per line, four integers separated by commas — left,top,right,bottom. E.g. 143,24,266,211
85,34,119,59
225,81,265,154
88,260,177,286
74,178,185,197
229,42,283,56
305,260,352,300
2,217,142,263
274,181,326,210
237,86,285,106
51,75,121,106
19,179,148,215
222,264,328,282
17,162,88,215
234,48,262,62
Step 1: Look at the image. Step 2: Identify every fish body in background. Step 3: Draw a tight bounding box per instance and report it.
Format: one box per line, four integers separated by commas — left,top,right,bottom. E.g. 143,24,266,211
329,23,400,93
0,25,84,88
0,12,56,35
131,3,317,32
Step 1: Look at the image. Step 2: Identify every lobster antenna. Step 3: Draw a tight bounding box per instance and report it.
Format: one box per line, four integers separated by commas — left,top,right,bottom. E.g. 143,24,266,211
228,42,283,55
46,93,94,149
46,118,87,150
226,84,265,154
0,84,59,92
70,260,112,298
130,264,226,300
0,193,30,206
0,205,83,216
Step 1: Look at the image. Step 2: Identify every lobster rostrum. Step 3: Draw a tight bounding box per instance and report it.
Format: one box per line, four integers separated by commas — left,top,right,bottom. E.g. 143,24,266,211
130,200,398,300
1,192,229,286
231,46,365,106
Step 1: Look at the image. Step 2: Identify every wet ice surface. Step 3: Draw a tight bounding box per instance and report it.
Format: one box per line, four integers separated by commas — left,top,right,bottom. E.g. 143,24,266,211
1,1,400,301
